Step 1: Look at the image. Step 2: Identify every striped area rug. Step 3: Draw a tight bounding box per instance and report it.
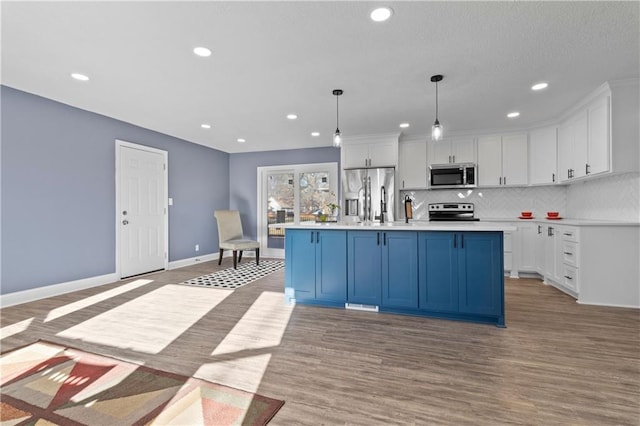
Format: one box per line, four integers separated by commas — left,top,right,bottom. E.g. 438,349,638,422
181,260,284,290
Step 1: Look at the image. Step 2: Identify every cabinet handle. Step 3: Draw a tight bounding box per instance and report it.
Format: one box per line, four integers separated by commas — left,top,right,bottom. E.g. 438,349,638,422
377,232,380,246
499,177,502,185
453,234,457,248
563,252,573,255
537,225,542,234
564,275,573,280
402,180,405,189
310,231,314,243
552,173,556,183
461,234,464,249
504,176,507,185
453,155,456,163
316,232,319,244
586,163,591,175
563,232,572,237
448,155,452,163
383,232,387,246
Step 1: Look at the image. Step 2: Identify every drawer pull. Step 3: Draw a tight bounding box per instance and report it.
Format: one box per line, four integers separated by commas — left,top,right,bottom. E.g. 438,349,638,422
563,233,573,237
564,275,573,280
563,252,573,255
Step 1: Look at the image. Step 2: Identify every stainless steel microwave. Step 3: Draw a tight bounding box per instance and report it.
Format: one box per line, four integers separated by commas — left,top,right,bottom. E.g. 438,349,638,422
429,163,477,189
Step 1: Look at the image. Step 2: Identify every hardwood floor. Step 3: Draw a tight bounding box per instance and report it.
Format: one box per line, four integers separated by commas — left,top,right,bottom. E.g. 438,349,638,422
2,260,639,425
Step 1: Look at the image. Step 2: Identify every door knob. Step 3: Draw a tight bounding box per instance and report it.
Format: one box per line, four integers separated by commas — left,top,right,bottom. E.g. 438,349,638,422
122,210,127,215
122,220,129,225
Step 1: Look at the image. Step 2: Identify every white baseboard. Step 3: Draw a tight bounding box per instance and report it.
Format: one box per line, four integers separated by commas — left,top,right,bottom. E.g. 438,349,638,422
0,272,118,308
168,253,218,270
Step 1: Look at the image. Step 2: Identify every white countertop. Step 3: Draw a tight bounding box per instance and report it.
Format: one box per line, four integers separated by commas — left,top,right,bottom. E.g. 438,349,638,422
283,221,517,232
481,217,640,226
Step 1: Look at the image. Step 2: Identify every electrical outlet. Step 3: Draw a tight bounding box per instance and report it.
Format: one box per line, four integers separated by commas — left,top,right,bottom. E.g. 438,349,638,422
195,244,199,252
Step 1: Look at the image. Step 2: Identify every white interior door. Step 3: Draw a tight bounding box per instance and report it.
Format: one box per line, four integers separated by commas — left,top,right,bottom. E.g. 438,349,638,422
117,141,168,278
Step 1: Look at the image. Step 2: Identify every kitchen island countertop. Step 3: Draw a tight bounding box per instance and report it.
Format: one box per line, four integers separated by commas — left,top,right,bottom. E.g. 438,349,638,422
282,221,517,232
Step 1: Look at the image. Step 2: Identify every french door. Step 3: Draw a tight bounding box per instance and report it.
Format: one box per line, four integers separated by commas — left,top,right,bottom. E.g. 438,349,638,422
258,163,338,257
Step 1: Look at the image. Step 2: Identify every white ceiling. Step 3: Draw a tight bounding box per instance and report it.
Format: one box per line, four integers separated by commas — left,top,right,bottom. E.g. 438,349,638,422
2,1,638,153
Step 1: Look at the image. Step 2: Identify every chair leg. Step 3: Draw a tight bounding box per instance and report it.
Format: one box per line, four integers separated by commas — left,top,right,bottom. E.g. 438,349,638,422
256,248,260,266
218,249,224,265
238,250,243,263
232,250,238,269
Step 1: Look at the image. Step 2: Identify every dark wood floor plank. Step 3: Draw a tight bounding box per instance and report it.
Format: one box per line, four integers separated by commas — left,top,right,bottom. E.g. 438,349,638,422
1,260,638,425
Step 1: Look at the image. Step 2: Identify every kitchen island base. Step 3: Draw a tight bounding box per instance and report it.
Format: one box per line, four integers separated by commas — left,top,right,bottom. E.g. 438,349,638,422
284,225,507,327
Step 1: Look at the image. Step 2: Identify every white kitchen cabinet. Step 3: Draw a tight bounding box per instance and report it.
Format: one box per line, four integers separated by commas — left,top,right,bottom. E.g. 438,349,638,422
587,95,610,176
518,222,538,273
477,134,528,186
558,92,612,182
398,138,427,189
429,137,475,165
342,138,397,168
534,223,545,276
542,224,580,297
503,230,513,276
543,224,563,285
529,126,558,185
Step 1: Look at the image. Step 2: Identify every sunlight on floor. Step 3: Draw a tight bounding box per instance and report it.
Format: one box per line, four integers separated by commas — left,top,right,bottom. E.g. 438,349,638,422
0,317,34,340
195,291,294,393
44,279,154,323
212,291,294,356
56,285,232,354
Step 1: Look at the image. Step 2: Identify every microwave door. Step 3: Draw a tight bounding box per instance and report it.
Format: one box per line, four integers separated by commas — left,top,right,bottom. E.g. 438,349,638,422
432,168,463,186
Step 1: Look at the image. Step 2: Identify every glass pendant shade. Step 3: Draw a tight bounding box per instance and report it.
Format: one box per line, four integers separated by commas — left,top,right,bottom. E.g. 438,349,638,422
431,119,443,141
333,129,342,147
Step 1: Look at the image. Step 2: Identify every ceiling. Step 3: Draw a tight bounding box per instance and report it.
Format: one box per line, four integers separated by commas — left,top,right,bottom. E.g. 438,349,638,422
2,1,638,154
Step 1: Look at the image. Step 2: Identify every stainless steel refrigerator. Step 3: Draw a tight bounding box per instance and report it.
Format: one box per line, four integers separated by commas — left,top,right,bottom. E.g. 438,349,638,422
342,167,395,223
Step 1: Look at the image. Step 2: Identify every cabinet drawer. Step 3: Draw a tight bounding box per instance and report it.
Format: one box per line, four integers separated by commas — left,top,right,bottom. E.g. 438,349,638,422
562,264,579,292
561,227,579,243
562,241,579,267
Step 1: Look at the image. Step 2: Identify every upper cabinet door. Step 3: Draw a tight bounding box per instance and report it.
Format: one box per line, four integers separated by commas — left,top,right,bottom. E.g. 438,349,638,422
342,143,370,168
430,139,453,164
572,111,589,179
587,96,610,176
398,139,427,189
450,138,476,164
529,126,558,185
368,140,398,168
501,134,528,186
477,136,502,186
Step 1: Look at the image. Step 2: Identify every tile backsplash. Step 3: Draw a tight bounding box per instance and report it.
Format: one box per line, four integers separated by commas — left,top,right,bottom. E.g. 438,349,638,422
400,172,640,222
565,172,640,222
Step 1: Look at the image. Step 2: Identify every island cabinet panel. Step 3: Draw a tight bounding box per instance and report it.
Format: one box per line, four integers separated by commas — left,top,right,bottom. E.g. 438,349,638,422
347,231,382,305
285,229,347,305
457,232,503,316
418,232,459,312
418,231,505,326
381,231,418,309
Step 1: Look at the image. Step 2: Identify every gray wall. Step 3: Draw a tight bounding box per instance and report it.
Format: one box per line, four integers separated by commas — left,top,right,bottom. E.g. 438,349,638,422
1,86,229,294
229,148,340,240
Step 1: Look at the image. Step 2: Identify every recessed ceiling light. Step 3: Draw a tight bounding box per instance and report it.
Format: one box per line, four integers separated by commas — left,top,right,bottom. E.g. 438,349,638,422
370,7,393,22
507,112,520,118
399,123,410,128
531,82,548,91
237,138,246,143
311,132,320,137
286,114,298,120
71,73,89,81
193,46,211,57
201,124,211,129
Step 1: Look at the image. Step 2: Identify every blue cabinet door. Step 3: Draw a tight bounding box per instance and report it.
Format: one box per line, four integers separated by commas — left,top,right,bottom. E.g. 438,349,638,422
347,231,382,305
285,229,316,302
316,231,347,302
418,232,459,312
458,232,503,316
382,231,418,308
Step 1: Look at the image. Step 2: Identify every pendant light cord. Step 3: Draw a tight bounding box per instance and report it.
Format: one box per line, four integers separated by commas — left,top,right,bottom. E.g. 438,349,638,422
435,80,438,121
336,94,340,130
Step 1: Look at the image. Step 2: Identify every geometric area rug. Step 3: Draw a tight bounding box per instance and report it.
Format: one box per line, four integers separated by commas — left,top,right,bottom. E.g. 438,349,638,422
1,340,284,425
180,260,284,290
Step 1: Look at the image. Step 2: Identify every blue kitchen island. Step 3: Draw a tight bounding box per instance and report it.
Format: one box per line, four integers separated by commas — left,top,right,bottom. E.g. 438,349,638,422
284,222,517,327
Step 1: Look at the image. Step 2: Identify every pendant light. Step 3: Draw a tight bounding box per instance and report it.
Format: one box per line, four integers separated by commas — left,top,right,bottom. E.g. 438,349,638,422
431,74,443,141
332,89,343,147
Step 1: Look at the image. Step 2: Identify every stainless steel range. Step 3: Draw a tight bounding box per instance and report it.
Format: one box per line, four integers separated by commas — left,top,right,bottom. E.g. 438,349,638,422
428,203,480,221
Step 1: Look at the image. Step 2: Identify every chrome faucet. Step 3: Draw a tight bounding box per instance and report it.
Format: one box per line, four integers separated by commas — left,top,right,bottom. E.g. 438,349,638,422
380,185,387,224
